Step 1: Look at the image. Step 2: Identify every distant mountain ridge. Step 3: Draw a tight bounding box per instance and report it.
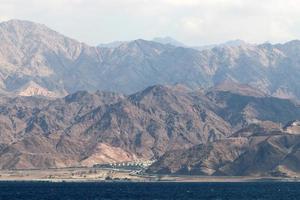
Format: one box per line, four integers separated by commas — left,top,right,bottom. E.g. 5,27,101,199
98,36,186,48
193,39,248,50
152,37,186,47
98,41,127,48
0,19,300,101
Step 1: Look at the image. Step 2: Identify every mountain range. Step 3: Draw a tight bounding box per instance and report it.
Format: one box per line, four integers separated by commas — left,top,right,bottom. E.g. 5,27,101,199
0,19,300,177
0,19,300,100
0,84,299,172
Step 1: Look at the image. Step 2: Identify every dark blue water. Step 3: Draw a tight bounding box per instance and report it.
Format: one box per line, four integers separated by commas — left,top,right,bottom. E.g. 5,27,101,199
0,181,299,200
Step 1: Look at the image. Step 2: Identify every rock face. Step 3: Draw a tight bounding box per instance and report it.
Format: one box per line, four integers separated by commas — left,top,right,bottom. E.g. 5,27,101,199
147,89,300,177
18,81,67,98
0,19,104,97
0,85,299,170
0,20,300,99
147,123,300,177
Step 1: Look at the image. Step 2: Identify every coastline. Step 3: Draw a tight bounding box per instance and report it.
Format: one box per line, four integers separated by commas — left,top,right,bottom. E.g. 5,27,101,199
0,168,299,183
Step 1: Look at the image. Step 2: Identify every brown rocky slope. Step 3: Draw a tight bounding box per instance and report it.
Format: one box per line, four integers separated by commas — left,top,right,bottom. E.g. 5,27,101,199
0,84,299,170
147,122,300,177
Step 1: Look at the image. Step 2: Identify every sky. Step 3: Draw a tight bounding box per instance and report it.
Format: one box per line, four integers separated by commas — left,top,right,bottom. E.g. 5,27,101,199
0,0,300,46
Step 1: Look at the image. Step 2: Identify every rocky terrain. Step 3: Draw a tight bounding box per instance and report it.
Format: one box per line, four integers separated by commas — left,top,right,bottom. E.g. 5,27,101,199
0,19,300,177
148,121,300,177
146,88,300,177
0,84,299,170
0,19,300,99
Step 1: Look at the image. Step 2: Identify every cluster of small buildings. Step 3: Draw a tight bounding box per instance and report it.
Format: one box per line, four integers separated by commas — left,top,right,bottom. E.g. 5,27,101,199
94,160,156,170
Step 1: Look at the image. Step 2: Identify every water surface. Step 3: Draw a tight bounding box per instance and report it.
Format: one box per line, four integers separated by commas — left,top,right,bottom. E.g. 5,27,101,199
0,181,298,200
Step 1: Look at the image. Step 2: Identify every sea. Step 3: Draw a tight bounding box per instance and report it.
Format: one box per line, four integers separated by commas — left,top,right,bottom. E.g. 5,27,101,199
0,181,299,200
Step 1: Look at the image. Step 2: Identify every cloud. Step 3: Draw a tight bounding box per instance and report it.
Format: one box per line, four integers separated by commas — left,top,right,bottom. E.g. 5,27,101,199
0,0,299,45
0,16,10,22
180,17,204,36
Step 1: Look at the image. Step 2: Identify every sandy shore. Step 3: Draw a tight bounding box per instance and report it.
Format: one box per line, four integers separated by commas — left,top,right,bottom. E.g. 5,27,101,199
0,168,142,182
0,168,299,182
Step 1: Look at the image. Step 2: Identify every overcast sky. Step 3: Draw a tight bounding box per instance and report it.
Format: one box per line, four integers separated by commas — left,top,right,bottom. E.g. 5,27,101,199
0,0,300,46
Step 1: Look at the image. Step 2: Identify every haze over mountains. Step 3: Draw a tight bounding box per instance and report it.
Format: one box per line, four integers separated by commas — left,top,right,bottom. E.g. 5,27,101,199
0,19,300,177
0,19,300,100
98,37,186,48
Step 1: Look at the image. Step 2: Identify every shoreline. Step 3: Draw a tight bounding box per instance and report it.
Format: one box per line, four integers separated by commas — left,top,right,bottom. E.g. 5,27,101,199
0,178,299,183
1,167,299,183
0,175,299,183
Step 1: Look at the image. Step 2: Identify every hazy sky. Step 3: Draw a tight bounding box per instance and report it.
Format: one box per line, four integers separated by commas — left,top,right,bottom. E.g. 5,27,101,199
0,0,300,46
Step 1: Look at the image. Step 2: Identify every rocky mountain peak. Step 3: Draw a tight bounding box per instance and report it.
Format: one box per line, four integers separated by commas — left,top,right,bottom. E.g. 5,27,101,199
116,39,172,56
129,85,174,103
